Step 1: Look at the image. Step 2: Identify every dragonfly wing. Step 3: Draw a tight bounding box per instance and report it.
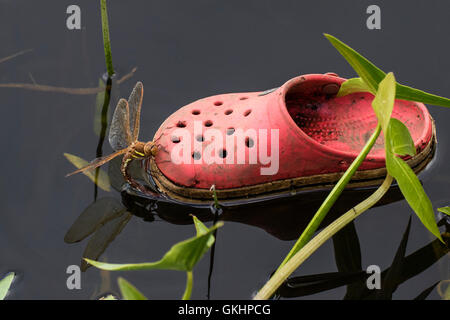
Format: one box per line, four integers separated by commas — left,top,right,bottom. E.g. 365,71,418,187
127,81,143,141
109,98,133,150
66,149,128,177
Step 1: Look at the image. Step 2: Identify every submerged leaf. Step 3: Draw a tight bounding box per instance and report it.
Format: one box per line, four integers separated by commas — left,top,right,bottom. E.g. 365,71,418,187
64,153,111,192
324,34,450,108
118,277,147,300
414,281,440,300
85,218,223,272
0,272,15,300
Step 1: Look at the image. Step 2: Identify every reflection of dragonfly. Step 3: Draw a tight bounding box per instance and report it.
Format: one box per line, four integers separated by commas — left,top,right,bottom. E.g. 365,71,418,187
67,82,158,193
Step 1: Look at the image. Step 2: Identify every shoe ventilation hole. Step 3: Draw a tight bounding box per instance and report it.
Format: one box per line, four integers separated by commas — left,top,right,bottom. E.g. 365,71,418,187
225,109,233,115
240,97,248,100
176,121,186,128
196,134,204,142
245,137,254,148
218,149,227,158
192,110,201,115
244,109,252,117
227,127,235,135
214,101,223,106
204,120,213,127
171,136,181,143
192,151,201,160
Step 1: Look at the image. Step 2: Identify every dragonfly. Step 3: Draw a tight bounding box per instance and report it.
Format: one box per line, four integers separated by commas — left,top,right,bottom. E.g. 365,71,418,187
66,82,159,193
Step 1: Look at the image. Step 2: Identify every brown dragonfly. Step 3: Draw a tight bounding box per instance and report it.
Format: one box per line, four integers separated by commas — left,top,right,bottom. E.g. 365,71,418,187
66,82,158,193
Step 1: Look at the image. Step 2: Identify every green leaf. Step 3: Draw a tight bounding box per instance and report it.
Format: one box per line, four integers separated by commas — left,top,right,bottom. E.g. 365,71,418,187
85,218,223,272
385,152,442,241
118,277,147,300
64,153,111,192
372,72,396,133
0,272,15,300
336,77,371,97
192,215,215,248
386,118,416,157
438,207,450,216
324,34,450,107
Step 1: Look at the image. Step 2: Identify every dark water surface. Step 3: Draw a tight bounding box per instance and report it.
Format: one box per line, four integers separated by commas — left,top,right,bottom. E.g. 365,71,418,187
0,0,449,299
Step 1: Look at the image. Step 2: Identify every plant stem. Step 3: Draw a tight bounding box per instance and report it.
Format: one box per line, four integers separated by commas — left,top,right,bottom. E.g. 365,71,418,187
254,174,393,300
278,124,382,269
182,271,193,300
100,0,114,77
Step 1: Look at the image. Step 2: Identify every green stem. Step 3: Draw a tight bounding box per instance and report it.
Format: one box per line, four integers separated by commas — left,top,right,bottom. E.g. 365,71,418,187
182,271,193,300
100,0,114,77
278,124,382,269
254,174,393,300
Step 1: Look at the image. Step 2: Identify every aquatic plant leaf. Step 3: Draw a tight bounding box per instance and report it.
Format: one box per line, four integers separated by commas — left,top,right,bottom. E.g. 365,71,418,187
81,211,131,271
414,281,440,300
438,207,450,216
107,156,148,192
336,78,371,97
64,153,111,192
64,197,125,243
437,280,450,300
386,118,416,157
324,34,450,108
85,217,223,272
118,277,147,300
192,215,215,248
0,272,14,300
332,222,364,299
372,73,396,133
385,123,442,242
375,217,411,300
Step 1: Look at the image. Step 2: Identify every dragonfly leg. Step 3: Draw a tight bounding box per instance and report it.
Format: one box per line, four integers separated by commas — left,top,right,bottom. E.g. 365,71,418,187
121,152,159,196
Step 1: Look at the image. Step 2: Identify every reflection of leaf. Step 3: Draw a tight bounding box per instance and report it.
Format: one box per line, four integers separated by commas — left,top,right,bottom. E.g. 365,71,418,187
64,197,124,243
324,34,450,107
438,207,450,216
376,217,411,300
81,211,131,271
85,218,223,272
0,272,15,300
437,280,450,300
118,277,147,300
64,153,111,192
277,271,365,298
414,281,440,300
332,221,364,299
94,78,107,137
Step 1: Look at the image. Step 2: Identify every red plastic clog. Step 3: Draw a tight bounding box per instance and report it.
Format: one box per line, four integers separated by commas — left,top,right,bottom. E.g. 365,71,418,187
148,73,435,203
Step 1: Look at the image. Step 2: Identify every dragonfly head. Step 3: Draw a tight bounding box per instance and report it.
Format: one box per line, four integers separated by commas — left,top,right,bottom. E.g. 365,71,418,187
144,141,158,157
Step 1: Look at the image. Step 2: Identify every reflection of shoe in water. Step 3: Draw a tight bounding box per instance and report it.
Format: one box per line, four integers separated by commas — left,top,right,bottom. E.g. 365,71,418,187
146,73,435,204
